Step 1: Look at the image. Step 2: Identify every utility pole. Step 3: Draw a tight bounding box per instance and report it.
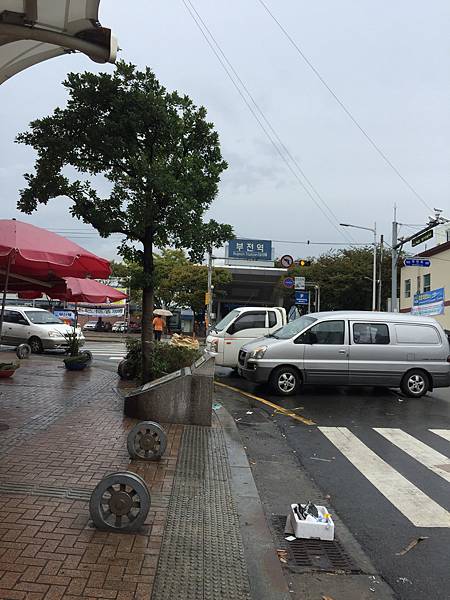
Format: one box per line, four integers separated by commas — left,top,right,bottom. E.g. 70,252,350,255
378,234,384,311
391,206,398,312
391,207,448,313
372,222,377,311
206,250,213,332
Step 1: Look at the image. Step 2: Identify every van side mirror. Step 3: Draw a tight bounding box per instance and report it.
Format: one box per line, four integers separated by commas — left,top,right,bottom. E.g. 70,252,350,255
18,318,28,326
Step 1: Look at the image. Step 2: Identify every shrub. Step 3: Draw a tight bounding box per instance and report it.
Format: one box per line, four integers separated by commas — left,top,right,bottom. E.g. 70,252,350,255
124,338,201,384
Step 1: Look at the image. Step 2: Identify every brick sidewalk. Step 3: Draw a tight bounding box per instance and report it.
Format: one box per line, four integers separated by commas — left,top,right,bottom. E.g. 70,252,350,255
0,357,182,600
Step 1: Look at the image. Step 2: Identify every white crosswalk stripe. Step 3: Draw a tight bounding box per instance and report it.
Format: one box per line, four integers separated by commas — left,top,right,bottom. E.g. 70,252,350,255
374,428,450,484
430,429,450,443
319,426,450,528
84,344,127,361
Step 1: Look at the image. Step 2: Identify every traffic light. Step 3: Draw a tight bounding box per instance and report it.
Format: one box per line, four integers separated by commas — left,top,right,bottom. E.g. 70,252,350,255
298,259,311,267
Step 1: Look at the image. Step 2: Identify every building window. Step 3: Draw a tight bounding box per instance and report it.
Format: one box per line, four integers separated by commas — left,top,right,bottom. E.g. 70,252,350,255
417,275,421,294
404,279,411,298
423,273,431,292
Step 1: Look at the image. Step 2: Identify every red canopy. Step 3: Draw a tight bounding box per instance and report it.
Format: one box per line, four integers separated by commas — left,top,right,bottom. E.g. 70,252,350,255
0,219,111,282
18,278,128,304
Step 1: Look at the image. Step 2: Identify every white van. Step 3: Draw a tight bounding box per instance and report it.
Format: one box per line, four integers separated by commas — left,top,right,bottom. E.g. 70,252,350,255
239,311,450,397
206,307,286,369
0,306,85,353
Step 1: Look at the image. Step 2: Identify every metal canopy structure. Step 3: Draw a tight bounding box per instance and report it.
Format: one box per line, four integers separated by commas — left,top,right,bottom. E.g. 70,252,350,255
0,0,117,85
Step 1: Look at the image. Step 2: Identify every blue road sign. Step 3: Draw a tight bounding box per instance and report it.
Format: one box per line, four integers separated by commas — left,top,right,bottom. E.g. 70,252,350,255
295,291,309,305
404,258,431,268
229,238,272,261
283,277,295,288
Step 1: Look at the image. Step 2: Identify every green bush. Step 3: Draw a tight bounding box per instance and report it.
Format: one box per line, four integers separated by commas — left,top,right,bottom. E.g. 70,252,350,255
125,338,201,384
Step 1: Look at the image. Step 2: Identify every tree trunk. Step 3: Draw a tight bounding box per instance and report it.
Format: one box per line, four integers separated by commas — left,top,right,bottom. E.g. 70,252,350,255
142,226,154,383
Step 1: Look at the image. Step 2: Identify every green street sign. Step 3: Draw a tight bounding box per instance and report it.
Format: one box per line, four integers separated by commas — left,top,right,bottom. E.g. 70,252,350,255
411,229,433,247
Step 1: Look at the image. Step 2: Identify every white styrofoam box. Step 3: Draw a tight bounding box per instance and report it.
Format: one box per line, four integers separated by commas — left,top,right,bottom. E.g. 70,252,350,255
288,504,334,541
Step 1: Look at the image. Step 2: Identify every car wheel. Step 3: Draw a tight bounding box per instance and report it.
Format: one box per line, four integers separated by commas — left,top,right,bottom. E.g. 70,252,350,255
28,337,44,354
271,366,300,396
401,370,429,398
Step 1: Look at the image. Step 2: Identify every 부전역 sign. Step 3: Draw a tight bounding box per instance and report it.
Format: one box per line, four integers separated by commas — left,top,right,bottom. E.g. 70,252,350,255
228,239,272,261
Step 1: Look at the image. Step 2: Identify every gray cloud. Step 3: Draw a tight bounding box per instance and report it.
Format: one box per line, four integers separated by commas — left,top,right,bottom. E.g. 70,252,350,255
0,0,448,262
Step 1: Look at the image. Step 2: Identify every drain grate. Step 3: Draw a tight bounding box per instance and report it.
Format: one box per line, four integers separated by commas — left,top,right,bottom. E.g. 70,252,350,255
0,481,92,501
272,515,360,573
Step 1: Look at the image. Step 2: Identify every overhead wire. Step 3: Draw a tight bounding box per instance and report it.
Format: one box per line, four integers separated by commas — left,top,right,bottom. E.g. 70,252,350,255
181,0,355,244
255,0,434,214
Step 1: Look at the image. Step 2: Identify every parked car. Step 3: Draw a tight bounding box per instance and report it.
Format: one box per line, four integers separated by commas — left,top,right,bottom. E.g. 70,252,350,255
206,307,287,369
83,321,98,331
239,311,450,398
128,321,142,333
112,321,127,333
0,306,85,353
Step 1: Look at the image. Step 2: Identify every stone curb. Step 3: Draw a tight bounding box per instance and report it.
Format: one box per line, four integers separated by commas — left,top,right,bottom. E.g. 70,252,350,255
215,405,292,600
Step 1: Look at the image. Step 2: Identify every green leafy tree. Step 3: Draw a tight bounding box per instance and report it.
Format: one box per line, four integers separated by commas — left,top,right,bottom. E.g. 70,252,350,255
279,246,392,311
16,62,233,380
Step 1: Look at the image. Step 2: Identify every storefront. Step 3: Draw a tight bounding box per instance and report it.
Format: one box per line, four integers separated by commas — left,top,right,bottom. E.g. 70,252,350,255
400,240,450,330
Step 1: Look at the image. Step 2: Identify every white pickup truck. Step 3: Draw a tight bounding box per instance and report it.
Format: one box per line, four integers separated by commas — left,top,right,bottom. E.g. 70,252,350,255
206,306,287,369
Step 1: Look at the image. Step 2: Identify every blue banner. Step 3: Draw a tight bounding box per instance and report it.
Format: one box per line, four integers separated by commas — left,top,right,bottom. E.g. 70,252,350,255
228,239,272,261
412,287,445,316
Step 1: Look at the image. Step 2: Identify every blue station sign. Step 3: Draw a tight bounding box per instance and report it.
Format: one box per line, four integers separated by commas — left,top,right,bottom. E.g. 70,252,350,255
404,258,431,268
228,238,272,261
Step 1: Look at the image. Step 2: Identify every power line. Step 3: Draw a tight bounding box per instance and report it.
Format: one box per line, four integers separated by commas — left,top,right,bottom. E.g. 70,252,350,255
255,0,433,214
181,0,354,244
183,0,354,244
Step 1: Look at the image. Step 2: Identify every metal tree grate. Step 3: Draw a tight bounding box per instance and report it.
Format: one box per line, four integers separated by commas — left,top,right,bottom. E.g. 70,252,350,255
272,515,360,573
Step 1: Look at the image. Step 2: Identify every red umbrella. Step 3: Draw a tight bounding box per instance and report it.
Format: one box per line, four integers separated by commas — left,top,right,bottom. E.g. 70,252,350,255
0,220,111,281
18,278,128,304
0,219,111,341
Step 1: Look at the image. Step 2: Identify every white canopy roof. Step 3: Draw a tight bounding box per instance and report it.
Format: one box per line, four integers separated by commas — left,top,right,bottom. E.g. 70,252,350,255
0,0,117,84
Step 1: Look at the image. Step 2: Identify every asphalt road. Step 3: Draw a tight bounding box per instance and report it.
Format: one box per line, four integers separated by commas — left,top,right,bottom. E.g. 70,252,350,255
216,368,450,600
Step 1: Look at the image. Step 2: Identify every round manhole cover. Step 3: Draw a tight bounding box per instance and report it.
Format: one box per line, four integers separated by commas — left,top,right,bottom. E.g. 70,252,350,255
0,422,9,431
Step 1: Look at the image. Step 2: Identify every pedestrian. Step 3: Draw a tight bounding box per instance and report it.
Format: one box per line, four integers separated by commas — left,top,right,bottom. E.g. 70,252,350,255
153,314,164,342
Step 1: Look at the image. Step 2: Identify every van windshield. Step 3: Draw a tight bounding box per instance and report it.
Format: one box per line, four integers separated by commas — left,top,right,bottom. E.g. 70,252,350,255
24,311,63,325
272,316,317,339
213,310,240,332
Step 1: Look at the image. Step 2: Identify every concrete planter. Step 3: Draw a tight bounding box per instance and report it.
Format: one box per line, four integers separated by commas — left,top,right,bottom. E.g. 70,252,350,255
124,354,214,426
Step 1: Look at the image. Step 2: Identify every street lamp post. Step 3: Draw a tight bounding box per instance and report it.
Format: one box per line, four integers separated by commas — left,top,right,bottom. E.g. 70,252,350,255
340,222,377,311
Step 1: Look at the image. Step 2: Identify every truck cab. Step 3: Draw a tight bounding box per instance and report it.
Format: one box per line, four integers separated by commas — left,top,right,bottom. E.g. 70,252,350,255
206,306,286,369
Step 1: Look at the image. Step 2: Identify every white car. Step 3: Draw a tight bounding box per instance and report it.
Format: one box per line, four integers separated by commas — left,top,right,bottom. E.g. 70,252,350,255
0,306,85,353
83,321,98,331
112,321,127,333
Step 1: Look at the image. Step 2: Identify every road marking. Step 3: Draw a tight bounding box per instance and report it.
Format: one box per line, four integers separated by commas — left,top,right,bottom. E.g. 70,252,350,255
214,381,315,426
374,428,450,484
430,430,450,443
319,426,450,527
108,357,124,361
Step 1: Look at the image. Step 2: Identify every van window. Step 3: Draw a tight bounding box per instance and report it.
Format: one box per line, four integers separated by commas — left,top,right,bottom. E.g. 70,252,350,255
3,311,24,324
268,311,277,328
309,320,345,345
395,324,440,345
353,323,390,344
232,312,266,333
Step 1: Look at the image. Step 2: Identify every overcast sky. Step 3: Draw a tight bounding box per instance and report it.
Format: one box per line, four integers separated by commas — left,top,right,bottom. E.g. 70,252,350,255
1,0,449,261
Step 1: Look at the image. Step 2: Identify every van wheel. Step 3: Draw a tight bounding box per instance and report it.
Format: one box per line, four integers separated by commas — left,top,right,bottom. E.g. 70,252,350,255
28,337,44,354
401,370,429,398
271,366,300,396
